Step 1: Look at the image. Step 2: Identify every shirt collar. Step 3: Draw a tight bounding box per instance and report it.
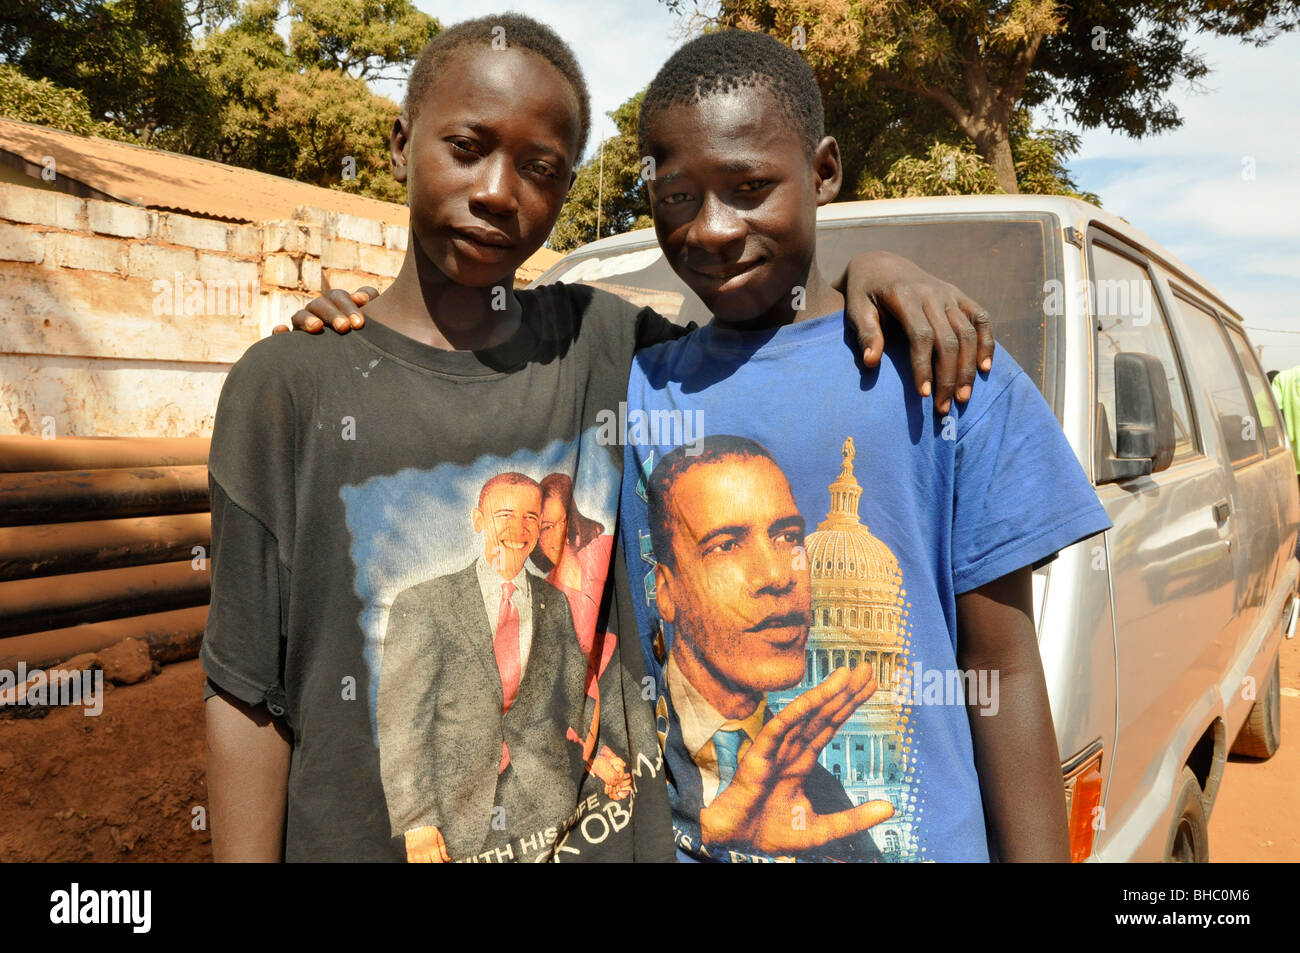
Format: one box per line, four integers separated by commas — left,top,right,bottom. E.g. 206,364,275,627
665,649,766,759
475,554,531,598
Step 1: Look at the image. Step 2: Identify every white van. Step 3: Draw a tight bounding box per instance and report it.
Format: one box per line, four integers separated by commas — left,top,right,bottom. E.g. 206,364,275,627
535,195,1300,861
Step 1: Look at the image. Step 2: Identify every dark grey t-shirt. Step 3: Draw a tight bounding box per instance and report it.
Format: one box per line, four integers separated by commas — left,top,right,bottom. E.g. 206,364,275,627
202,282,681,862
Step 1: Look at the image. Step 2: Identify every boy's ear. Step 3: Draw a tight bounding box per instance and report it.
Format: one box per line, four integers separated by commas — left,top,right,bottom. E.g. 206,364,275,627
813,135,843,206
391,115,412,183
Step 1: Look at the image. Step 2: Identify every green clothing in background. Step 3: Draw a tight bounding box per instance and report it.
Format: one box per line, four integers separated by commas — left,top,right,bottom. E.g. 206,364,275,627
1272,365,1300,474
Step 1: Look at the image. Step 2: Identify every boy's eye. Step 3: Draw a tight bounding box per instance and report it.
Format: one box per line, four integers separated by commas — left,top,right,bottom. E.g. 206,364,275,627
658,192,693,207
525,160,559,179
736,180,771,193
448,138,482,156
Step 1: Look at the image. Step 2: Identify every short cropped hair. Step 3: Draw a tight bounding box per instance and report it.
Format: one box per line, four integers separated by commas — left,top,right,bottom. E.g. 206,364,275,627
646,435,777,569
638,28,824,157
406,12,591,159
478,472,541,511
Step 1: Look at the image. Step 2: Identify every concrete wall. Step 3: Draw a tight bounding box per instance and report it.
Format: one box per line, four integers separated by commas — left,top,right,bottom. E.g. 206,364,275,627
0,182,407,438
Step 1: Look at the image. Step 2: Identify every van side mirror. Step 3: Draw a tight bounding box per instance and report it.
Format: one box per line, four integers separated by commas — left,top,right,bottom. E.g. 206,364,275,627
1096,352,1176,484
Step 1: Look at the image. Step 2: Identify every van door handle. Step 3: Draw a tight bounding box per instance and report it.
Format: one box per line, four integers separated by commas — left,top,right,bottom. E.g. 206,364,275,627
1213,500,1231,524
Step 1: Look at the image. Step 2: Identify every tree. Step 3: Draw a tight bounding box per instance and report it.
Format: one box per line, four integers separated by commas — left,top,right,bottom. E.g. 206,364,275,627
260,67,407,202
551,92,653,251
1,0,436,201
187,0,435,199
858,118,1099,202
675,0,1300,193
0,0,209,144
0,62,136,140
288,0,436,80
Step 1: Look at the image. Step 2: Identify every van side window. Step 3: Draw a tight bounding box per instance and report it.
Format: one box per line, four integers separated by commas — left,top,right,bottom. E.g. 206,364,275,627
1090,242,1197,461
1168,295,1265,466
1220,319,1285,452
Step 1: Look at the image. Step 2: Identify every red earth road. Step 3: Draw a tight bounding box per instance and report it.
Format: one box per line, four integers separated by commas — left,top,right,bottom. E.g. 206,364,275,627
1207,625,1300,862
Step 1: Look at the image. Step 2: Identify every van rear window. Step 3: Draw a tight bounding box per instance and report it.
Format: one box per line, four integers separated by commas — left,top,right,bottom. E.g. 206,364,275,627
540,215,1058,402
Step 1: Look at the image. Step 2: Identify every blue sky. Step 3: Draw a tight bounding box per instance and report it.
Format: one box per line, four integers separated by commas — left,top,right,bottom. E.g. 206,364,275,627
390,1,1299,371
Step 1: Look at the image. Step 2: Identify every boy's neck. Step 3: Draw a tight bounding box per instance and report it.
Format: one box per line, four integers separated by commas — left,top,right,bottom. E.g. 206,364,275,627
711,256,844,334
361,244,523,352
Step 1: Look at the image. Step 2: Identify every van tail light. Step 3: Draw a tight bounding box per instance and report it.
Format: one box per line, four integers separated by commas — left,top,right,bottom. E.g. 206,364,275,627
1062,743,1105,862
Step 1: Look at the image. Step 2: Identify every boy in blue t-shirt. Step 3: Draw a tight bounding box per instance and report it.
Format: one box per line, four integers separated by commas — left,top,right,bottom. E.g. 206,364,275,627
617,30,1112,862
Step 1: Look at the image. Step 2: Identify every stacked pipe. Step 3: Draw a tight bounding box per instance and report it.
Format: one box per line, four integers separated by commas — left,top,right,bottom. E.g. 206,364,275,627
0,436,211,672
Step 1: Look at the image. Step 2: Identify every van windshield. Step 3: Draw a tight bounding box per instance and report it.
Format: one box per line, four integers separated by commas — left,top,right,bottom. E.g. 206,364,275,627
538,214,1059,401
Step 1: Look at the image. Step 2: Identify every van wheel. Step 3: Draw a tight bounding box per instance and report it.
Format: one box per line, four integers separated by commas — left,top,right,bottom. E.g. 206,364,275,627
1230,654,1281,760
1164,767,1208,863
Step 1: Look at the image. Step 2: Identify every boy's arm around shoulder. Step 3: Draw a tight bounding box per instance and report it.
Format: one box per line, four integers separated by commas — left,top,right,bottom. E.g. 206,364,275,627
956,568,1070,862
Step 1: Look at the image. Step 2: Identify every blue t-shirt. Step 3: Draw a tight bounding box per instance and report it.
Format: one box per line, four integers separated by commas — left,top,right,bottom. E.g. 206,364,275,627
617,310,1112,863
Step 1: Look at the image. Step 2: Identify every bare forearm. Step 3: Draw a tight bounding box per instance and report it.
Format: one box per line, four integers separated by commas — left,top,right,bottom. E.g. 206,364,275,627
205,691,292,862
957,569,1070,862
965,669,1070,861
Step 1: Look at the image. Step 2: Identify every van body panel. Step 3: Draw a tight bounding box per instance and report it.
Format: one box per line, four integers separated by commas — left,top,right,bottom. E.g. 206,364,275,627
1222,566,1295,744
1039,231,1121,850
1036,539,1117,814
1093,683,1228,862
1093,459,1237,857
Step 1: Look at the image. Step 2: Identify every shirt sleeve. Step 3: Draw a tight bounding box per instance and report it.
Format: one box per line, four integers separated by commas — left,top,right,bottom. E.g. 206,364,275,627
200,478,290,715
635,307,696,351
200,338,299,716
951,368,1113,594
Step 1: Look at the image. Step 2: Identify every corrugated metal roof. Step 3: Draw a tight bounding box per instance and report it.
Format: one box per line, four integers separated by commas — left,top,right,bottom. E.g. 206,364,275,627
0,118,409,226
515,247,562,285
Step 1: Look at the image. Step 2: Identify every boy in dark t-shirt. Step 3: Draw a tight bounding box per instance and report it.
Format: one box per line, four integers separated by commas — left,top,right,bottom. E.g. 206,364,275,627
202,15,677,863
203,14,994,862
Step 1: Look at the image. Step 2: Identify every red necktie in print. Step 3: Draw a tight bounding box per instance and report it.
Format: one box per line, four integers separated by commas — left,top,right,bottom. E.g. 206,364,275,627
495,581,521,774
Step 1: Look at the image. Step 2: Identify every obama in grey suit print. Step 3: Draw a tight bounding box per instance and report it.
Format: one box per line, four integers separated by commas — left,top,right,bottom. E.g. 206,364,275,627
377,472,588,863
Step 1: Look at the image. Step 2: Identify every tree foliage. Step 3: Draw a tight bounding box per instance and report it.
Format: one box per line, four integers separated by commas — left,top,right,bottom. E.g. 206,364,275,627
0,0,436,201
0,0,207,143
0,62,136,140
287,0,435,79
670,0,1300,193
551,92,654,251
859,115,1099,203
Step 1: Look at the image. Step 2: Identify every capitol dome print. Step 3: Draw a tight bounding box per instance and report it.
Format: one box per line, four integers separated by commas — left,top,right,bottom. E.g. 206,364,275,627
805,437,907,685
767,435,916,860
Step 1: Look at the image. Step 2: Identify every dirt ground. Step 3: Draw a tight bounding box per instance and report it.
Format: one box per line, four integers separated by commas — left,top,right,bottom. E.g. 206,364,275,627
1207,627,1300,862
0,632,1296,863
0,658,211,862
